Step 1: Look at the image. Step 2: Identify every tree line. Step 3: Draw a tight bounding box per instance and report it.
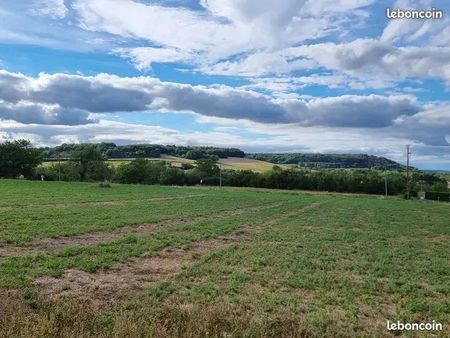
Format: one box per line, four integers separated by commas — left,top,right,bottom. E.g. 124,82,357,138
247,153,405,169
41,143,245,160
1,140,448,197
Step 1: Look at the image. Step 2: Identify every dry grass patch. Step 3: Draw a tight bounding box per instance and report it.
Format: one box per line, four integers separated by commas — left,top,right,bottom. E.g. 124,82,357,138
33,229,257,301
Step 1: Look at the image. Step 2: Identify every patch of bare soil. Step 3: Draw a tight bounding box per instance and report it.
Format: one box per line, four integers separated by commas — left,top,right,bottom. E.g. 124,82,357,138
356,300,397,335
0,289,25,318
33,201,323,301
0,202,283,260
33,229,256,301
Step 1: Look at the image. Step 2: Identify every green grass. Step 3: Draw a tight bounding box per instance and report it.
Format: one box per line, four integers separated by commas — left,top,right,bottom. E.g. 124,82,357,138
0,179,299,243
0,199,310,287
0,179,201,206
0,179,449,337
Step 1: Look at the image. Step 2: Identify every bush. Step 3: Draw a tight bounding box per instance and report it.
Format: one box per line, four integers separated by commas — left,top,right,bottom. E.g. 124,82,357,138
425,191,450,202
34,162,80,181
180,163,195,170
114,159,167,184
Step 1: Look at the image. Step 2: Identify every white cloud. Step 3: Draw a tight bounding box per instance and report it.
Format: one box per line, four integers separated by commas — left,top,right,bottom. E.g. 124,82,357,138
288,39,450,83
29,0,68,19
114,47,192,71
392,103,450,146
0,4,116,51
0,70,420,127
243,74,394,93
72,0,373,71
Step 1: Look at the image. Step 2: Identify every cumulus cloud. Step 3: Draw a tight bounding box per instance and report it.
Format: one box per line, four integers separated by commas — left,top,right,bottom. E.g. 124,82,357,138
67,0,450,87
114,47,192,71
287,39,450,83
201,39,450,85
29,0,68,19
243,74,394,93
0,101,93,125
293,95,419,128
391,104,450,146
72,0,372,70
0,70,420,127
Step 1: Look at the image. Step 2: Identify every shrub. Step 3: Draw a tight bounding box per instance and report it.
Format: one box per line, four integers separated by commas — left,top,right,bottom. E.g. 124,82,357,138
425,191,450,202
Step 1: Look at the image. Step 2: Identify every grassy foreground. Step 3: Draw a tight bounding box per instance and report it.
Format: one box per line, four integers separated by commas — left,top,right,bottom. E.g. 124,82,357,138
0,179,448,337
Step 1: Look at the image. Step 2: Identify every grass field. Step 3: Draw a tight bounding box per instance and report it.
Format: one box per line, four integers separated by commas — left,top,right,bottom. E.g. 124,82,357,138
0,179,448,337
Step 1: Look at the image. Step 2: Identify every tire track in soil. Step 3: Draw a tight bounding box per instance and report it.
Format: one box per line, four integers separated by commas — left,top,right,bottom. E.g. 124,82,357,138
0,202,285,260
33,202,323,301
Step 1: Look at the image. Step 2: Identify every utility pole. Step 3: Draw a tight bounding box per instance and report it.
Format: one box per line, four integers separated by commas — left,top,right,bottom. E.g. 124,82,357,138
406,144,411,199
58,155,62,182
384,167,388,198
219,161,222,188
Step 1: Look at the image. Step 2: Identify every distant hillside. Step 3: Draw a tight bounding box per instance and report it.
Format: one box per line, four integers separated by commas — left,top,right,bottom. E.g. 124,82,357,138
41,143,245,160
41,143,405,170
246,153,404,169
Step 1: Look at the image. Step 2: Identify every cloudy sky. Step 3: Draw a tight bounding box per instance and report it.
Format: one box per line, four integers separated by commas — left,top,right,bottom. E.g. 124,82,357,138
0,0,449,169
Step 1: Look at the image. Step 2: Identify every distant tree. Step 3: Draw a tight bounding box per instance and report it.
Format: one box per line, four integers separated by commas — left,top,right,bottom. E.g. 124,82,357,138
41,143,245,161
114,159,166,184
73,145,112,181
185,149,205,160
272,165,283,173
161,167,185,185
430,182,449,192
115,158,149,184
195,158,219,177
180,163,195,170
0,140,42,178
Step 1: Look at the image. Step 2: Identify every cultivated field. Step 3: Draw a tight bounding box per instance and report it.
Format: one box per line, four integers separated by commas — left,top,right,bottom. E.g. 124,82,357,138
0,179,448,337
219,157,292,171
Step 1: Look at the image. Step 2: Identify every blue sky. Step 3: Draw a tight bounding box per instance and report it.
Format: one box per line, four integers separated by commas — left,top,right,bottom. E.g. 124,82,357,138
0,0,449,169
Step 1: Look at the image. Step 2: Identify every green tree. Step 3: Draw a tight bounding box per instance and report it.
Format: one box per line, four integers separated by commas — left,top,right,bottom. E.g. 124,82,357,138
185,149,205,160
0,140,42,178
73,145,112,181
114,159,166,184
195,158,219,177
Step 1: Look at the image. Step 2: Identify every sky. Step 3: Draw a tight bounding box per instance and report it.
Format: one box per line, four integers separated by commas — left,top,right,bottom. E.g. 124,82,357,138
0,0,449,170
